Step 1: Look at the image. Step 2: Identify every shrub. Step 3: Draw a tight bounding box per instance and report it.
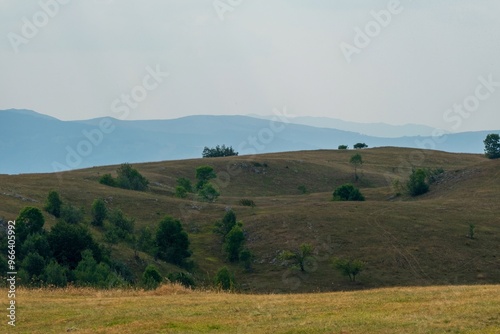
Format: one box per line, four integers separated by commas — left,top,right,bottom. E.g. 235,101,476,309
20,233,51,260
214,266,235,291
116,163,149,191
107,209,135,240
198,183,220,202
239,248,254,272
175,186,188,199
137,226,156,255
224,225,245,262
333,258,364,282
91,198,107,227
214,209,237,238
407,168,429,196
353,143,368,149
167,272,195,288
350,153,363,181
239,199,256,207
43,260,68,287
176,177,193,192
333,184,365,201
21,252,45,280
60,204,84,225
338,145,348,150
468,224,476,239
297,185,308,194
155,216,191,266
142,265,163,290
99,174,116,187
44,191,62,218
195,166,216,190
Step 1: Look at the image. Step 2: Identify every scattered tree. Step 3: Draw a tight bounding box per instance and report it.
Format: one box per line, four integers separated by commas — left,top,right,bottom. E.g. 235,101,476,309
483,133,500,159
214,266,235,291
333,258,364,282
333,184,365,201
175,186,188,199
198,183,220,202
155,216,191,267
353,143,368,149
349,153,363,181
224,224,245,262
99,164,149,191
195,165,216,189
44,191,62,218
91,199,107,227
142,264,163,290
407,168,429,196
279,243,314,272
202,145,238,158
338,145,348,150
99,174,116,187
176,177,193,193
107,209,135,241
60,204,84,225
214,209,237,238
16,207,45,243
239,248,254,272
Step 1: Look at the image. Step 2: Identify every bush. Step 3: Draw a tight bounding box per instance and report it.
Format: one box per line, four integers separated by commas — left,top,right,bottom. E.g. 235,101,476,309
21,252,45,280
176,177,193,193
60,204,84,225
107,209,135,240
91,198,107,227
239,199,256,207
99,174,116,187
155,216,191,266
43,260,68,287
202,145,238,158
167,272,195,288
137,226,156,255
407,168,429,196
333,184,365,201
195,166,216,190
239,248,254,272
198,183,220,202
44,191,62,218
353,143,368,149
214,209,237,238
20,233,51,260
175,186,188,199
214,266,235,291
333,258,364,282
338,145,348,150
224,225,245,262
142,265,163,290
297,185,308,194
116,163,149,191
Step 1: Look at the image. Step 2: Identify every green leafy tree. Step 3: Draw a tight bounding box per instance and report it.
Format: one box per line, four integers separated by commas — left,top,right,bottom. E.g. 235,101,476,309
214,266,235,291
224,224,245,262
239,248,254,272
198,183,220,202
155,216,191,266
333,258,364,282
279,243,314,272
333,184,365,201
142,265,163,290
353,143,368,149
214,209,237,238
175,186,188,199
195,165,216,189
44,191,62,218
16,207,45,243
107,209,135,240
176,177,193,193
60,204,84,224
21,252,45,281
20,233,51,260
338,145,348,150
74,250,119,287
99,174,116,187
91,198,107,227
43,260,68,287
407,168,429,196
484,133,500,159
350,153,363,181
137,226,156,255
202,145,238,158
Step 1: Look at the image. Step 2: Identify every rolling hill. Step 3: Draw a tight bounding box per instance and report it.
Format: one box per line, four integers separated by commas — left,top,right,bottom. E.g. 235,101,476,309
1,109,498,174
1,147,499,293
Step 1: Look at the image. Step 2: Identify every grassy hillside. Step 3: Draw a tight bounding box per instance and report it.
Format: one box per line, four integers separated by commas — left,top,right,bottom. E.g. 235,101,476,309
1,147,499,292
15,284,500,333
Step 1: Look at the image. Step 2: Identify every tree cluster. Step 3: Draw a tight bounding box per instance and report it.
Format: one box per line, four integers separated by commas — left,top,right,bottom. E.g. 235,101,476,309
99,163,149,191
202,145,238,158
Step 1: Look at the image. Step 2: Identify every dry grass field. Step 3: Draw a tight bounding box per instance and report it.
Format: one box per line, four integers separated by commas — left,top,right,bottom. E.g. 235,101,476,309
14,284,500,333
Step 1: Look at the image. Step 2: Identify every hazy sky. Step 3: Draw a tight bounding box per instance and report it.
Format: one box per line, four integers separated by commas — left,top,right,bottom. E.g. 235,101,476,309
1,0,499,132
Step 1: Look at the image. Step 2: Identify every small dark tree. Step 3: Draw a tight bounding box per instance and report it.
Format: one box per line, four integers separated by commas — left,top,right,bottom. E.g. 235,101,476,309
43,260,68,287
353,143,368,149
338,145,348,150
137,226,156,255
175,186,188,199
279,243,314,272
202,145,239,158
16,207,45,243
116,163,149,191
107,209,135,240
239,248,254,272
44,191,62,218
60,204,84,225
224,224,245,262
333,258,364,282
214,209,237,238
142,265,163,290
349,153,363,181
484,133,500,159
99,174,116,187
155,216,191,266
214,266,235,291
176,177,193,193
407,168,429,196
195,166,216,189
91,198,107,227
198,183,220,202
333,184,365,201
167,272,195,288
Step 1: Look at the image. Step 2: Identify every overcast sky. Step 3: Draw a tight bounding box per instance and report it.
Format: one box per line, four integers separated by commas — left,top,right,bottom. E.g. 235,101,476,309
1,0,499,132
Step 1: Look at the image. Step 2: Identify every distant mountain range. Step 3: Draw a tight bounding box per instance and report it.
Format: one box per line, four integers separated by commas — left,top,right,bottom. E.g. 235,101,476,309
0,109,496,174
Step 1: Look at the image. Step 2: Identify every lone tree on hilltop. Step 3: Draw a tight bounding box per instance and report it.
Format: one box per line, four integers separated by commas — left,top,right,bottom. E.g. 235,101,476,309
338,145,348,150
484,133,500,159
349,153,363,181
353,143,368,149
202,145,238,158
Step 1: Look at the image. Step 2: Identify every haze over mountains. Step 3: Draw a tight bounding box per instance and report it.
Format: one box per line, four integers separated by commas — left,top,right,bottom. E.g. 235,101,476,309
0,109,496,175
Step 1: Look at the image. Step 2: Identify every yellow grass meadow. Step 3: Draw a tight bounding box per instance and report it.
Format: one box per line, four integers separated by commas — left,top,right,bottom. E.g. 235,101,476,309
11,284,500,333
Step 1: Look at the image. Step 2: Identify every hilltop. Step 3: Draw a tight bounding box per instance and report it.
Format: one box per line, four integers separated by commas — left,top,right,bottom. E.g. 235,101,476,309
1,147,499,292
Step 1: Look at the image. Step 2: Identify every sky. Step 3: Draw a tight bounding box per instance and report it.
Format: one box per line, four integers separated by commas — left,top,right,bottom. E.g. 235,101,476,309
1,0,499,133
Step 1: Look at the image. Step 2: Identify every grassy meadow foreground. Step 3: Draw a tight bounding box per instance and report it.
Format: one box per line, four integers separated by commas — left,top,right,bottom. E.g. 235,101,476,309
15,284,500,333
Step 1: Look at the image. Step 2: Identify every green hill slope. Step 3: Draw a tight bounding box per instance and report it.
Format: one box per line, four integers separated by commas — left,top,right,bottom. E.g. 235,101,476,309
1,147,499,292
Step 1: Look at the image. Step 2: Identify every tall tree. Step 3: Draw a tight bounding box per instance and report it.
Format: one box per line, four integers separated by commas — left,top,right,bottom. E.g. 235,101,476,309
484,133,500,159
350,153,363,181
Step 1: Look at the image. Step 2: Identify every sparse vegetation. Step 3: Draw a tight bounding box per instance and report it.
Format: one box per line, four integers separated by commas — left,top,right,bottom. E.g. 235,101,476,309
297,185,308,194
202,144,238,158
239,199,256,207
332,183,365,201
